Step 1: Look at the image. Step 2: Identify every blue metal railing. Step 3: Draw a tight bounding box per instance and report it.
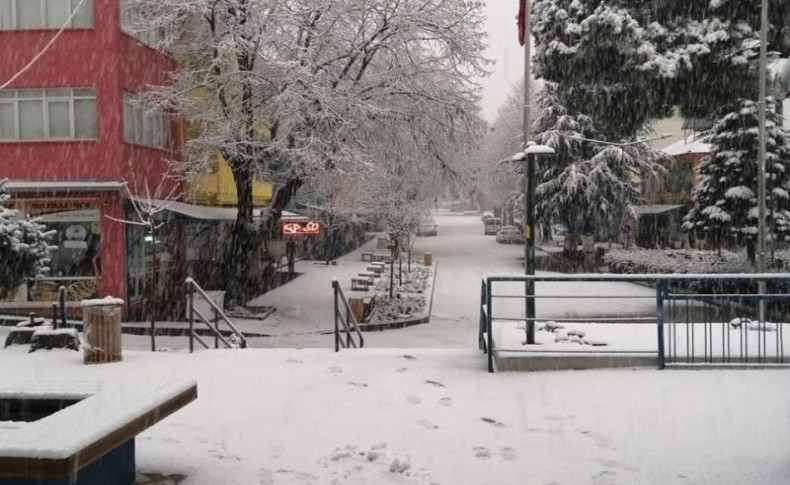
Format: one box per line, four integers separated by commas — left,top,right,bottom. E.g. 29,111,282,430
480,273,790,373
332,278,364,351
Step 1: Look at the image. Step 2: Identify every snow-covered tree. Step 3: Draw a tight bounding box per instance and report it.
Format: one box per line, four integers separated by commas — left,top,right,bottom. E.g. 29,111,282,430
131,0,488,305
683,98,790,260
531,83,662,236
532,1,673,141
0,180,55,300
106,164,180,350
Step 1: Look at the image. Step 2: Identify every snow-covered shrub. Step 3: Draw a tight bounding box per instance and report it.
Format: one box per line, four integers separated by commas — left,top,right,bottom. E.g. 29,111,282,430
369,294,426,323
372,266,432,294
0,180,55,299
604,248,753,274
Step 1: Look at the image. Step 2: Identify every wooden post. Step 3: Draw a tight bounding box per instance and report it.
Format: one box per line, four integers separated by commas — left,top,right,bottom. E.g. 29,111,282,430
83,302,123,364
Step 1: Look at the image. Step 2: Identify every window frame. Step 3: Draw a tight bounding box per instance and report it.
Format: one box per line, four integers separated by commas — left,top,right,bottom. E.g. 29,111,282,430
0,88,97,141
122,92,170,150
0,0,93,30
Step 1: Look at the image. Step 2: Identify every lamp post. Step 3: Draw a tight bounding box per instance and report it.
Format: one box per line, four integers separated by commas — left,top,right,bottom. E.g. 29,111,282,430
513,142,555,344
757,0,769,330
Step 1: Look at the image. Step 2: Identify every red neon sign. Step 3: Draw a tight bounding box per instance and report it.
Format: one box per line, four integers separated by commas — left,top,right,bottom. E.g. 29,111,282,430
282,220,321,236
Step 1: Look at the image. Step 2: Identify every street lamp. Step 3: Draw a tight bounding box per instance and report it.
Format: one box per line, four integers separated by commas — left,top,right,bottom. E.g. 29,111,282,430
512,142,555,344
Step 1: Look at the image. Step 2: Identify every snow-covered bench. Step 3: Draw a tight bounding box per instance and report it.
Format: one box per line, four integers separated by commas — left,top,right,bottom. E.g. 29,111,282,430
0,377,197,484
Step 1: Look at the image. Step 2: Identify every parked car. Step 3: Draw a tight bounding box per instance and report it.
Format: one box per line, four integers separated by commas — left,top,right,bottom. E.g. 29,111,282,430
417,215,438,236
484,217,502,235
481,211,494,222
550,224,568,246
496,225,524,244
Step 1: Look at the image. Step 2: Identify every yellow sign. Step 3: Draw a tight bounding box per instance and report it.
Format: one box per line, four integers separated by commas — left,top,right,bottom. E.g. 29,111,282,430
523,226,531,240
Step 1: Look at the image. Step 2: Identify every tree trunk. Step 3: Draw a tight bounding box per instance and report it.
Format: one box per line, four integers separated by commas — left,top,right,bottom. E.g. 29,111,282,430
224,164,255,308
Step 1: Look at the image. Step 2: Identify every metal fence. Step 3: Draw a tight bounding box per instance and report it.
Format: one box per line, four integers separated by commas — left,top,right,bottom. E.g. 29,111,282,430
480,274,789,372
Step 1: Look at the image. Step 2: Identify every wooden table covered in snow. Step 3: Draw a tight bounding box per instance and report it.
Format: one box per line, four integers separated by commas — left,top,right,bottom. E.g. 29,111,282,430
0,378,197,484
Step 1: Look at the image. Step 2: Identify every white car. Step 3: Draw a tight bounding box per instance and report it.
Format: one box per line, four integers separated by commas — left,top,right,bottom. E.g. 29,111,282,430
417,216,437,236
496,226,524,244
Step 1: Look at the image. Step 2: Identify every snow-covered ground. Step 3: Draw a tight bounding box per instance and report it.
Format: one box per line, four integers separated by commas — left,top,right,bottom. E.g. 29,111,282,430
1,214,788,484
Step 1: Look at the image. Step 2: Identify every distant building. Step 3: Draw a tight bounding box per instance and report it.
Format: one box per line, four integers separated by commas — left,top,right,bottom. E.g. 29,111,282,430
637,135,711,248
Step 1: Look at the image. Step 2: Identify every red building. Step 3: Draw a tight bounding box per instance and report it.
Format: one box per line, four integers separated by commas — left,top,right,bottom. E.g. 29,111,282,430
1,0,179,314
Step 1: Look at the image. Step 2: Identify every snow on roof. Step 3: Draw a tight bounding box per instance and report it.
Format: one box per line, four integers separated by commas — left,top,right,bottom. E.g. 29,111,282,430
634,204,684,215
661,138,711,156
0,377,196,459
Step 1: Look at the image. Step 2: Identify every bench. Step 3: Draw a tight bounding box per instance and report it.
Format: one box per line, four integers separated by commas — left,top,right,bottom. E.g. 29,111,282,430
0,378,197,485
371,253,391,263
361,252,373,262
358,272,376,282
351,277,371,291
367,265,384,275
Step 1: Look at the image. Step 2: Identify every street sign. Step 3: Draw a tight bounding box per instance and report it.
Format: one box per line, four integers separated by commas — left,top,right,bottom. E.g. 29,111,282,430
282,220,321,236
620,221,633,236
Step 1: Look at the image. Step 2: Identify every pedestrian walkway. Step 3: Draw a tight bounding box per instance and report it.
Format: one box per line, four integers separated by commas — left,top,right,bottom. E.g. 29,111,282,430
245,234,389,337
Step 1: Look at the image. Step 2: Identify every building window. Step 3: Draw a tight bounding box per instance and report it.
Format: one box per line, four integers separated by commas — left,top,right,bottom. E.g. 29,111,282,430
123,93,170,149
667,164,692,193
120,0,160,47
0,88,96,140
0,0,92,30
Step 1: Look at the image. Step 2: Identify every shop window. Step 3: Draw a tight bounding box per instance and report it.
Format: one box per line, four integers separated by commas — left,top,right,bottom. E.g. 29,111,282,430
0,88,97,140
0,0,92,30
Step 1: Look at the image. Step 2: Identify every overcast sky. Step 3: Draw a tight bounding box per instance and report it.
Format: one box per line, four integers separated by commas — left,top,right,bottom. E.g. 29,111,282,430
479,1,524,122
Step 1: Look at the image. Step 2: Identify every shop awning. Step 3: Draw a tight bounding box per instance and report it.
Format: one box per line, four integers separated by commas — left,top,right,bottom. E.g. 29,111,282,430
130,198,307,222
634,204,684,215
3,180,124,192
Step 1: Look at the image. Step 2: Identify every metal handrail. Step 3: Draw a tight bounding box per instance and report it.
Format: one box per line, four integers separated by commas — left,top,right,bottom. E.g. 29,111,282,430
185,277,247,351
332,278,364,351
482,273,790,373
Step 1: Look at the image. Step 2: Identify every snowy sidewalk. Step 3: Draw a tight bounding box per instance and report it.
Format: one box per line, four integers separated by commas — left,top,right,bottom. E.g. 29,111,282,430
244,234,392,338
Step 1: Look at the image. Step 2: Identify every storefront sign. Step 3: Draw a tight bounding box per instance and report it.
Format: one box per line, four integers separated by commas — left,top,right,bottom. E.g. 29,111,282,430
10,198,100,216
282,220,321,236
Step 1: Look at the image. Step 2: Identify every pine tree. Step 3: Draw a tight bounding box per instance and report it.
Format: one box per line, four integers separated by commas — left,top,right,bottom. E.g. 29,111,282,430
683,98,790,259
0,180,55,299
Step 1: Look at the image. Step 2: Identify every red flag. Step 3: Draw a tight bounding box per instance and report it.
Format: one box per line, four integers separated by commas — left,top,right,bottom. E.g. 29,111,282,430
517,0,526,46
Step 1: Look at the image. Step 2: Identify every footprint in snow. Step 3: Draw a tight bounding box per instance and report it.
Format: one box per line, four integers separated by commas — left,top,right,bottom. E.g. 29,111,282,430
286,359,303,364
416,419,439,430
406,395,422,404
399,354,417,361
438,397,453,407
395,367,409,373
499,447,517,461
346,381,368,388
480,417,506,428
424,380,445,388
328,366,343,373
473,446,491,459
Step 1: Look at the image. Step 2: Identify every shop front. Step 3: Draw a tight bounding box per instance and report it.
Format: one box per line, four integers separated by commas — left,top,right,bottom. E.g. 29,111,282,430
1,182,125,317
